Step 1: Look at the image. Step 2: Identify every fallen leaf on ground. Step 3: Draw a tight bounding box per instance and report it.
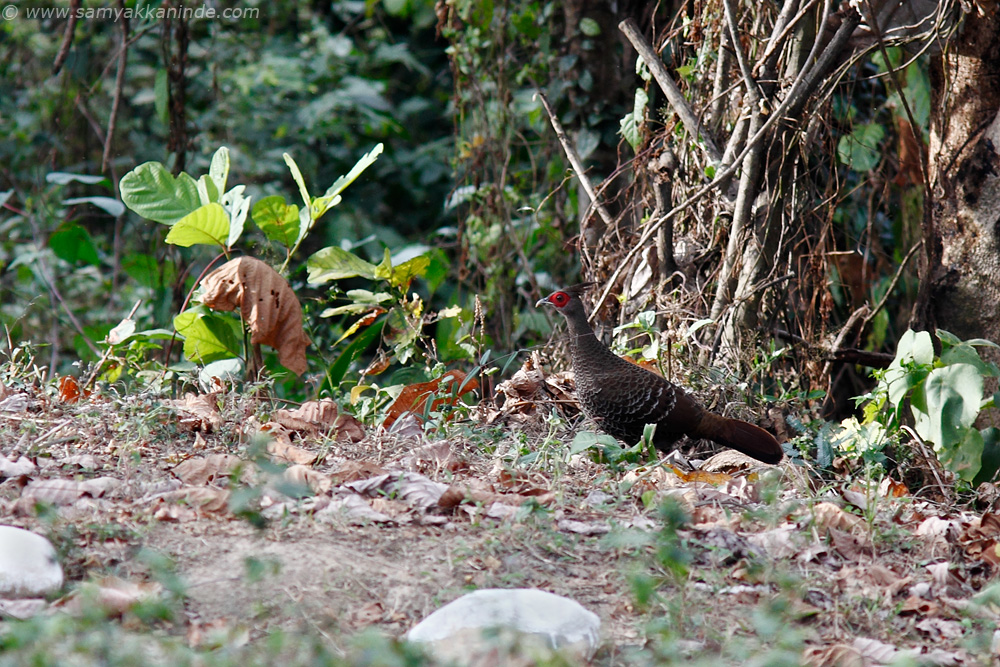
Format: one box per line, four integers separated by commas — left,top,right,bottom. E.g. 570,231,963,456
331,460,388,484
163,392,223,431
53,576,162,617
20,477,121,506
284,464,332,494
173,454,241,485
382,370,478,428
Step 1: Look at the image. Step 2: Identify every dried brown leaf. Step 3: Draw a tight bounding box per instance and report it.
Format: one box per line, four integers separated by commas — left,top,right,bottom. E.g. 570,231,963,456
382,370,478,428
266,437,317,466
163,392,223,431
331,461,388,485
173,455,241,485
284,464,332,494
200,257,310,375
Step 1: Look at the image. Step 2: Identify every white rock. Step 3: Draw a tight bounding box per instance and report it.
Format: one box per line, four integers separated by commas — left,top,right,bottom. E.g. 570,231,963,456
406,588,601,662
0,526,63,598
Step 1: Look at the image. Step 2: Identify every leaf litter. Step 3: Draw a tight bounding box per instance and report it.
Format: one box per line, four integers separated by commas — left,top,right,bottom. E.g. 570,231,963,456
0,370,997,664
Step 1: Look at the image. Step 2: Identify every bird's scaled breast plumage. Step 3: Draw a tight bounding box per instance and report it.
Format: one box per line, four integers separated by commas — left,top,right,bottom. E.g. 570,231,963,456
537,286,783,464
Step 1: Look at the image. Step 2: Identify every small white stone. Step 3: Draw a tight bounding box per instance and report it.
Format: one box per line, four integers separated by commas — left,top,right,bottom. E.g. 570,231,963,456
0,525,63,598
406,588,601,662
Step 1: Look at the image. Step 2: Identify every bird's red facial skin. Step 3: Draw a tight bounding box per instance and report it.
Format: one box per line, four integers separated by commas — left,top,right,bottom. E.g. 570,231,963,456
549,292,570,308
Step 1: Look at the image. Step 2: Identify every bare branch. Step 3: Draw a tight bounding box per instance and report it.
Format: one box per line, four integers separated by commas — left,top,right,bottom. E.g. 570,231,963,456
536,92,615,230
618,18,723,165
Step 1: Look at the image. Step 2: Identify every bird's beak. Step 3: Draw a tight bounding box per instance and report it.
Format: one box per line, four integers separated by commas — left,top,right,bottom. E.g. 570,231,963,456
535,297,550,308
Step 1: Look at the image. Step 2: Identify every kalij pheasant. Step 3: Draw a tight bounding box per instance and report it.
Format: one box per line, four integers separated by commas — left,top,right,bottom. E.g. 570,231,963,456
537,285,783,464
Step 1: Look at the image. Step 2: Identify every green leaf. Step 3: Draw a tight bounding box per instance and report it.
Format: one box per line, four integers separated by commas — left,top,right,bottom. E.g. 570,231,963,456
283,153,312,211
324,318,385,389
883,329,934,409
63,196,125,217
392,255,430,289
165,203,230,248
373,247,394,281
209,147,230,196
917,363,983,450
307,246,377,284
221,185,250,248
174,308,242,364
619,88,648,152
837,122,886,172
569,431,621,455
580,17,601,36
154,69,169,125
46,172,107,185
940,427,984,483
320,143,384,202
940,342,1000,378
122,253,176,288
120,162,201,224
196,174,219,206
973,428,1000,487
49,224,100,266
252,196,301,248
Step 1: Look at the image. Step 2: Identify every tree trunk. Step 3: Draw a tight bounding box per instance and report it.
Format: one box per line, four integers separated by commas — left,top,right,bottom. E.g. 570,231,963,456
926,9,1000,344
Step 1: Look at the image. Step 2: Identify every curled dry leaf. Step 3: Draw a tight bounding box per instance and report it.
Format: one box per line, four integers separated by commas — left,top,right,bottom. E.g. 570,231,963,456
53,576,162,618
265,431,317,466
331,460,388,485
284,464,332,494
382,370,478,429
20,477,121,506
344,472,449,511
272,398,365,442
162,392,223,431
200,257,310,375
0,455,36,479
151,486,230,516
173,454,242,486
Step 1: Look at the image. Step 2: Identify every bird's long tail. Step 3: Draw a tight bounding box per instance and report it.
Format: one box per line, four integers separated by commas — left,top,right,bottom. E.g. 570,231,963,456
696,414,784,464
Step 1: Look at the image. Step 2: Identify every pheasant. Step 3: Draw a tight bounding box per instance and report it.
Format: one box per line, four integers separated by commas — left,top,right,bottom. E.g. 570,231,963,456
536,285,783,464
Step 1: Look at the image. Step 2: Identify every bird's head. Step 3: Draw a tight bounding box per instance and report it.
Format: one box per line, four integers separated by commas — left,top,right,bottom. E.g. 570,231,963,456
535,283,594,316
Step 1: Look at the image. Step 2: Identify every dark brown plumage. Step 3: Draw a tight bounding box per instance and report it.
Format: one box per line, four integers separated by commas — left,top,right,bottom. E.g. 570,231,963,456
537,285,783,464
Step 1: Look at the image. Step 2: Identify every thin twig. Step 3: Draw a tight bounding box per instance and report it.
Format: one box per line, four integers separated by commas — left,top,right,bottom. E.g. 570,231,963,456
722,0,761,103
102,0,129,172
901,425,951,505
536,92,615,230
52,0,80,74
591,7,863,316
619,18,723,165
862,240,922,330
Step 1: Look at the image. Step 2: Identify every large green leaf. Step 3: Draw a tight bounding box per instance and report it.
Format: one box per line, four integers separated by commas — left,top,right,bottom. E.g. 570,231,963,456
974,428,1000,487
49,224,100,266
307,246,377,284
174,308,242,364
392,255,430,289
837,122,886,172
883,329,934,409
165,203,230,248
252,195,301,247
916,363,983,449
939,428,984,483
120,162,201,225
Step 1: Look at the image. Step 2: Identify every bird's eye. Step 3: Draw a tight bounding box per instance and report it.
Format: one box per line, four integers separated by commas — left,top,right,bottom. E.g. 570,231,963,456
553,292,568,304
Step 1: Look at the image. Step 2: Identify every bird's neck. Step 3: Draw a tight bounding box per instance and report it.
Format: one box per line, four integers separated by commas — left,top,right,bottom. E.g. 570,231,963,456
564,310,620,367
